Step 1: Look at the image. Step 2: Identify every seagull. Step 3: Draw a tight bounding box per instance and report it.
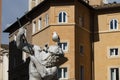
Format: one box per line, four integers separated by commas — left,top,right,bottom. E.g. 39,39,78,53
52,32,60,43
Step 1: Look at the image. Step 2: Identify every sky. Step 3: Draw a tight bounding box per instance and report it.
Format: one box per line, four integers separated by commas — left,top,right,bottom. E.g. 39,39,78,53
2,0,28,44
110,0,120,3
1,0,120,44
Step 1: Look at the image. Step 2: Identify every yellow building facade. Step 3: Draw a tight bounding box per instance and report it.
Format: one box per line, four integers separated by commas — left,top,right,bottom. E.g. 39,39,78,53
94,11,120,80
29,0,92,80
30,0,120,80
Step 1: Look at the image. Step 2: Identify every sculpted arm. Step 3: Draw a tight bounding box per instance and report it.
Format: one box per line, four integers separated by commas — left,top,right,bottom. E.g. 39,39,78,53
16,27,33,54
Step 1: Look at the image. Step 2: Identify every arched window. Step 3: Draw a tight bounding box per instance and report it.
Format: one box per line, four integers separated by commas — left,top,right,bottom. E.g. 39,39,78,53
58,11,67,23
38,18,42,30
32,21,36,34
32,0,38,5
110,19,118,30
45,14,49,27
24,28,27,36
14,34,16,44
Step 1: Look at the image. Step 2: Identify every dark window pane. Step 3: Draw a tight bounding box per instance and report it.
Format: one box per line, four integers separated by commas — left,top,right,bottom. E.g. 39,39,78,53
64,68,67,78
110,68,119,80
63,43,67,50
63,12,66,22
59,13,62,22
80,45,84,54
58,43,62,48
115,49,118,55
114,20,117,29
116,68,119,80
80,66,84,80
58,68,62,78
110,20,113,29
110,49,114,56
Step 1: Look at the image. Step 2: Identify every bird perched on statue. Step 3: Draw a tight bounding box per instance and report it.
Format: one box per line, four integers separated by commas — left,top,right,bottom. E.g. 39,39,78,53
52,32,60,44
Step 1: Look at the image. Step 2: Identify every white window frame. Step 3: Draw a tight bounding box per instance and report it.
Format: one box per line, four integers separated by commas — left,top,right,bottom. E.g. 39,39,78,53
58,42,68,52
45,14,49,27
58,67,68,80
29,0,32,10
109,19,118,31
32,0,37,6
58,11,68,23
108,47,119,58
108,67,120,80
38,18,42,30
79,16,84,27
35,0,38,6
14,34,16,41
32,21,36,34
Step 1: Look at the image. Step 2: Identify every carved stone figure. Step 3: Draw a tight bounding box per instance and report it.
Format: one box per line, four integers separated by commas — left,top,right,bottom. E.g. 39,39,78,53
16,27,65,80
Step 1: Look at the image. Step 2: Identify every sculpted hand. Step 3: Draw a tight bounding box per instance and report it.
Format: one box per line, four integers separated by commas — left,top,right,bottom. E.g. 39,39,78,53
18,27,25,36
16,27,26,49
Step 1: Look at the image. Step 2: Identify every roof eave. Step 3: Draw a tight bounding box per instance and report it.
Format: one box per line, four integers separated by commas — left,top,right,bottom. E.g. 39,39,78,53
3,0,49,33
4,0,95,33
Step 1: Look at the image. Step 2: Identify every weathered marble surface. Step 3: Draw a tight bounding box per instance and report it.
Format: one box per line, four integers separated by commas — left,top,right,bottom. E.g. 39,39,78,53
16,27,65,80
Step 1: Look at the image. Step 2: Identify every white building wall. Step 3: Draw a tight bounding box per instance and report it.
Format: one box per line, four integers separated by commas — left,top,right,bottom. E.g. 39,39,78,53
0,49,9,80
28,0,31,11
28,0,44,11
2,52,8,80
0,59,3,80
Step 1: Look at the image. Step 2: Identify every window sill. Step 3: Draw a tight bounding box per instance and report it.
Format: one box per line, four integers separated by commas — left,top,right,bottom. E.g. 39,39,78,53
108,55,120,59
59,78,68,80
96,30,120,34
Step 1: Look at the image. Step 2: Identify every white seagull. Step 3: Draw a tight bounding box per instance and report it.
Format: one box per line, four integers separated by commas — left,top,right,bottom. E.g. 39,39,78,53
52,32,60,43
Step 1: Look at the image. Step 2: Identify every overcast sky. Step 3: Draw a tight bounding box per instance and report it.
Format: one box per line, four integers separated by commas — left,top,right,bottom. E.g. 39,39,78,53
2,0,120,44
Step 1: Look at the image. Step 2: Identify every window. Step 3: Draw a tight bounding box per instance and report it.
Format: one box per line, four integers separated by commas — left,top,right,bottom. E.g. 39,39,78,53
80,65,84,80
79,16,84,27
58,12,67,23
14,34,17,44
38,18,42,30
32,0,38,6
109,48,119,57
58,42,68,52
110,68,119,80
24,28,27,37
35,0,38,5
110,19,118,30
80,45,84,55
58,67,68,79
45,14,49,27
32,21,36,34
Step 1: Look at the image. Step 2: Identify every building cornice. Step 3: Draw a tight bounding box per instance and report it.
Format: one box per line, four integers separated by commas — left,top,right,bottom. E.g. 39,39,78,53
3,0,94,34
3,0,120,34
94,3,120,10
32,23,76,36
3,0,75,33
